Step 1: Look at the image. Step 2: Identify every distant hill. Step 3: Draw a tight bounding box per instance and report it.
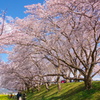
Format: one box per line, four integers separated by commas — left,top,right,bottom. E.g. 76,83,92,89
0,88,16,94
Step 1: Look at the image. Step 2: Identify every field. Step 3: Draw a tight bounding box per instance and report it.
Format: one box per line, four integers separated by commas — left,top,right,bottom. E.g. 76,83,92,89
0,94,15,100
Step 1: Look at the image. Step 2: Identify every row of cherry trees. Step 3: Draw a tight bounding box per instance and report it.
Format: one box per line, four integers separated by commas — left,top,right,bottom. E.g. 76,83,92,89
0,0,100,91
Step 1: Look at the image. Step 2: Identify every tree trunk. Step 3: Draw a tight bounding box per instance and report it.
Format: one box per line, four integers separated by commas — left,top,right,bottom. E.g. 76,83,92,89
58,82,61,91
73,69,78,82
25,84,30,92
57,76,61,91
45,83,49,91
84,77,92,90
66,79,70,83
26,87,30,92
57,66,61,92
37,83,40,91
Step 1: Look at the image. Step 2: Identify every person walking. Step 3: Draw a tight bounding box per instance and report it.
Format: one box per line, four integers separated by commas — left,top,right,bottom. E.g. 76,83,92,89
17,92,22,100
22,93,26,100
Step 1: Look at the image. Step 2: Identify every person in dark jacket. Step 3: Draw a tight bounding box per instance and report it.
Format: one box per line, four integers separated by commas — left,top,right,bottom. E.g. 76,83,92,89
22,93,26,100
17,92,22,100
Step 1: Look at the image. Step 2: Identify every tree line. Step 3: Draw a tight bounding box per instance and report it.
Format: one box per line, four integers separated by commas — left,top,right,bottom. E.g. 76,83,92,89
0,0,100,92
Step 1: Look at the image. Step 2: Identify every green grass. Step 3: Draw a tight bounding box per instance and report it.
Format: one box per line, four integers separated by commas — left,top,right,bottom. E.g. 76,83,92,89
27,81,100,100
0,94,15,100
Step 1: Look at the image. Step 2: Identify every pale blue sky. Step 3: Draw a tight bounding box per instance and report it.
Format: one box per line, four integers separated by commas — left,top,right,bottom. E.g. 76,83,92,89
0,0,44,18
0,0,44,62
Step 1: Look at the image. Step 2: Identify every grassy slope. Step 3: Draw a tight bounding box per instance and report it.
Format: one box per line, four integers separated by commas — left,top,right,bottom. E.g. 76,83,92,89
27,81,100,100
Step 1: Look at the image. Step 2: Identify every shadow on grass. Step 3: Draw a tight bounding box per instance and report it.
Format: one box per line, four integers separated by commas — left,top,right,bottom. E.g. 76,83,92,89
49,83,84,100
47,82,100,100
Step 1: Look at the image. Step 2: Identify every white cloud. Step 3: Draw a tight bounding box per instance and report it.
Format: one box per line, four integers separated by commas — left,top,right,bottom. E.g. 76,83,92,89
93,77,100,81
0,16,14,34
6,16,14,22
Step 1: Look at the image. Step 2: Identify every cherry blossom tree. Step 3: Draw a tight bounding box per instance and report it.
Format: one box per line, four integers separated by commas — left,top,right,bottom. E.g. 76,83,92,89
24,0,100,89
0,0,100,91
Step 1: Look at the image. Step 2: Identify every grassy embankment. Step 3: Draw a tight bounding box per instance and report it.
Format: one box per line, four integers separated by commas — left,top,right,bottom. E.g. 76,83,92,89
0,81,99,100
27,81,100,100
